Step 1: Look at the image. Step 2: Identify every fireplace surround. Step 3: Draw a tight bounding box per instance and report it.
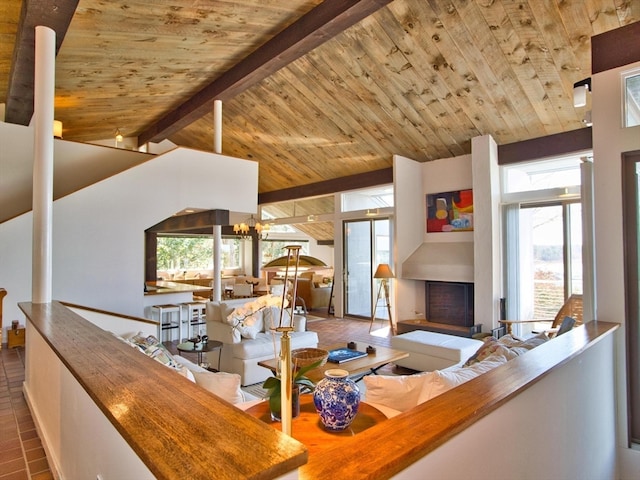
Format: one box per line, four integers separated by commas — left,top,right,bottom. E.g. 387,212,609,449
425,281,474,327
396,281,479,337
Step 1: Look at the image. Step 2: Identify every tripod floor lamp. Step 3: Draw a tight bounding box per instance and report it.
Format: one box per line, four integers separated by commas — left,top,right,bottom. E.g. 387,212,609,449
370,263,396,334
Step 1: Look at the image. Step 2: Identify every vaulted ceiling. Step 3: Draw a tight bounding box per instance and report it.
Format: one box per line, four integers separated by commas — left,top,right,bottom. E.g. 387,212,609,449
2,1,639,211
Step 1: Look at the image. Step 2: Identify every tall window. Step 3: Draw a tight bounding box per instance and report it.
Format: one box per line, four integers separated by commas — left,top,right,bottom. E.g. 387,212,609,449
502,155,589,336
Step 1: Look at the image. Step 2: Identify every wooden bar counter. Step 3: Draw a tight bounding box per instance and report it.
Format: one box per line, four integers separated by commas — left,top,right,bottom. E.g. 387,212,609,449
19,300,619,479
19,301,306,480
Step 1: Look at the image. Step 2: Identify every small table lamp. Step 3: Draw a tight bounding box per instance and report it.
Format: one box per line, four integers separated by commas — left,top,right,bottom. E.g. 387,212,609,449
371,264,395,334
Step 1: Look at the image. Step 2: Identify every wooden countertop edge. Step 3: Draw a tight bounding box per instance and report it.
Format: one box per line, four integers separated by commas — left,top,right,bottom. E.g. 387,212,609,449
19,301,308,480
61,301,158,326
299,320,619,479
144,280,212,295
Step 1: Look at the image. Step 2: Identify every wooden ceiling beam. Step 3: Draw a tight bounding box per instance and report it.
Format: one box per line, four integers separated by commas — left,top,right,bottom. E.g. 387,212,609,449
4,0,79,126
138,0,393,146
259,167,393,204
146,210,230,233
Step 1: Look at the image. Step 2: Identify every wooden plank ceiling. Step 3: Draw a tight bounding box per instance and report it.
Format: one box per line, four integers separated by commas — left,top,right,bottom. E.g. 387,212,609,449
1,1,639,240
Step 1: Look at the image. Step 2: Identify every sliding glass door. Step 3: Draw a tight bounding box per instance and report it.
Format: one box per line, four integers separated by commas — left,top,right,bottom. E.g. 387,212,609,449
343,218,391,319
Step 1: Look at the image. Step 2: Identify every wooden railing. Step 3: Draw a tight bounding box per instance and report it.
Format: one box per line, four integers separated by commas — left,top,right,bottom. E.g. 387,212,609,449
19,300,619,479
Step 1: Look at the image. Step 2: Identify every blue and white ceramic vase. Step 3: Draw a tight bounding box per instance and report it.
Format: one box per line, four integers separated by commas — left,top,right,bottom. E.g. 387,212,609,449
313,369,360,431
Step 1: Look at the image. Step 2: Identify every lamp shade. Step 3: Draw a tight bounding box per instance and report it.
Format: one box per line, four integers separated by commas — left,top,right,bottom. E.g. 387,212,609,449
263,255,328,269
374,263,394,279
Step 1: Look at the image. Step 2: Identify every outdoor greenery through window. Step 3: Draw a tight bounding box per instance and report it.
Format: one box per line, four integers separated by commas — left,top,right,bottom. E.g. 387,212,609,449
261,240,308,266
157,235,240,272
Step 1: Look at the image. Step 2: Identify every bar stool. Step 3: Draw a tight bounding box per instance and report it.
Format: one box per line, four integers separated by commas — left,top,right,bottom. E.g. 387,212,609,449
151,304,181,342
180,301,207,340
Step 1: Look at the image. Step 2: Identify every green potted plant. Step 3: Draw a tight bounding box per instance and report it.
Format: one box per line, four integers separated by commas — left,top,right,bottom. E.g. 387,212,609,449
262,359,322,421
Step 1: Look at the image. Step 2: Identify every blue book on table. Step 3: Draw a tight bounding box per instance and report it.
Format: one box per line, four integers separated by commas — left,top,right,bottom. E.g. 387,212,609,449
328,348,367,364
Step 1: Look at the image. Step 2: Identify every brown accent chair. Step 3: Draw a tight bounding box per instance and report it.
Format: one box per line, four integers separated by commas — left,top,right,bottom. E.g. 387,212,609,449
499,294,583,336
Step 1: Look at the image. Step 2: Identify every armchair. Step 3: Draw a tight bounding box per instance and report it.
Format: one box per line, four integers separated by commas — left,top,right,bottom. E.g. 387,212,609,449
499,294,583,336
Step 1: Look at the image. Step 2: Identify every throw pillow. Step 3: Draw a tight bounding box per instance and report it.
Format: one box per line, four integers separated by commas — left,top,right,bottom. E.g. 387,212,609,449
364,372,433,413
193,371,244,404
220,302,235,323
262,306,292,329
235,310,264,339
464,337,519,366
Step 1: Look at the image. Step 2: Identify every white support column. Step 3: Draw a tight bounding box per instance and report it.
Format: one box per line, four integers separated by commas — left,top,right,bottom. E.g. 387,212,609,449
213,100,222,154
32,26,56,304
213,225,222,302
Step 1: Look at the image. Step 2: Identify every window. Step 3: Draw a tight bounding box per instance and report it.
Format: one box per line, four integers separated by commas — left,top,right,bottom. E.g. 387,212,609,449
502,156,588,336
341,185,394,213
623,70,640,128
261,240,309,266
156,235,241,276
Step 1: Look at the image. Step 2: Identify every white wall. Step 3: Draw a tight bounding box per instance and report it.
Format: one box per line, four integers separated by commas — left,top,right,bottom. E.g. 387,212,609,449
471,135,501,332
25,323,154,480
394,331,617,479
0,141,258,323
394,154,425,321
592,59,640,478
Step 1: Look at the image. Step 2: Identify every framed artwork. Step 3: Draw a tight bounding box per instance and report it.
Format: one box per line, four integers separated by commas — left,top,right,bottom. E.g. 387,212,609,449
426,189,473,232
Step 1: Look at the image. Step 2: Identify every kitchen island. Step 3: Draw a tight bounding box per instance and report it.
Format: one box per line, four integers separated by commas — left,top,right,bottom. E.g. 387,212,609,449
143,280,212,318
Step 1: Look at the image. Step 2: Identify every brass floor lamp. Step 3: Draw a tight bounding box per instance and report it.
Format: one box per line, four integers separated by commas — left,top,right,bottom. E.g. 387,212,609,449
370,263,395,334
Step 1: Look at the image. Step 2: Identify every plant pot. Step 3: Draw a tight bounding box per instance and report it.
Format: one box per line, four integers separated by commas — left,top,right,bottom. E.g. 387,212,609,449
269,384,300,422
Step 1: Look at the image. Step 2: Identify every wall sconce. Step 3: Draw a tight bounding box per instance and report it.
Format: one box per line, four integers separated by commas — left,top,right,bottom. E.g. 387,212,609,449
115,128,124,147
365,208,379,217
53,120,63,139
573,78,591,108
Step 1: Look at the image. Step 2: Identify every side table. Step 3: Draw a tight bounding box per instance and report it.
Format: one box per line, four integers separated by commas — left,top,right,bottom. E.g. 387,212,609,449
177,340,223,371
8,325,25,348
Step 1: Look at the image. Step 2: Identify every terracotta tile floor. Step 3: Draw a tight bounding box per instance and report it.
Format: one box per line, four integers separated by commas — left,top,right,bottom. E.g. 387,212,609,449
0,347,53,480
0,313,401,480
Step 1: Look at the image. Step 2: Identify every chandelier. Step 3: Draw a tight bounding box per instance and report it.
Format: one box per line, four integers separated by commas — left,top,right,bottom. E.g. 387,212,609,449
233,215,270,239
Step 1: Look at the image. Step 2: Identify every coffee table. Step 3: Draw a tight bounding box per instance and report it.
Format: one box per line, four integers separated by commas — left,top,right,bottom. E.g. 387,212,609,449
257,344,409,383
177,340,223,370
244,395,386,456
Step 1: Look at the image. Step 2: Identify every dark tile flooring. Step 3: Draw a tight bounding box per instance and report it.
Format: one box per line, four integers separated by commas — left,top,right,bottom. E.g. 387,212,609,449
0,347,53,480
0,312,402,479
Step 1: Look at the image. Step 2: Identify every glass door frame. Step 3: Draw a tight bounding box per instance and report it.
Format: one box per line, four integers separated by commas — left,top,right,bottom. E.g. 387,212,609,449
342,217,392,320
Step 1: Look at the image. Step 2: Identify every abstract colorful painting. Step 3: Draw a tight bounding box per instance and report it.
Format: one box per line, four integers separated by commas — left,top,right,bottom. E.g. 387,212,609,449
426,189,473,232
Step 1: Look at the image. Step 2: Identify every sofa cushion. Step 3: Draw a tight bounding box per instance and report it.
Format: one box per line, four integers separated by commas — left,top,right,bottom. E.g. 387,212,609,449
364,372,433,413
230,331,319,360
192,371,244,404
418,354,508,403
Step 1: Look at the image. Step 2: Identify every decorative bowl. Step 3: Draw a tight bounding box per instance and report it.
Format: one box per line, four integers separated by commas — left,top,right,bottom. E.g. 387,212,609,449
291,348,329,368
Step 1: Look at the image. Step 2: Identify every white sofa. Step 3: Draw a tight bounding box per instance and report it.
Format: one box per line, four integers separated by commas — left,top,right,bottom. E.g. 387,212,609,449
115,331,259,404
363,332,550,418
205,298,319,386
